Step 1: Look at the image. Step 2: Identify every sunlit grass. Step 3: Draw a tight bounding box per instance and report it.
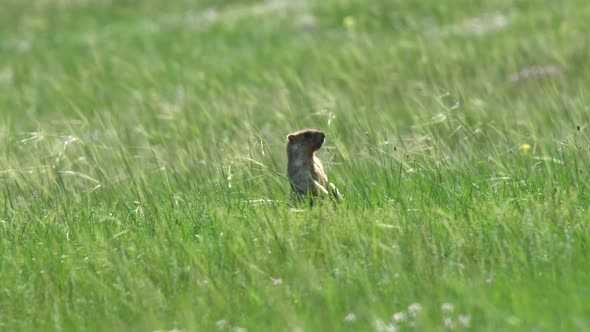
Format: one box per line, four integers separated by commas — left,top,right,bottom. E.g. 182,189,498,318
1,0,589,331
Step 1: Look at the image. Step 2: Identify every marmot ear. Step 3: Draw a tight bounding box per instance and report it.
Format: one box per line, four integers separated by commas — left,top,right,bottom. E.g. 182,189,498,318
287,134,296,143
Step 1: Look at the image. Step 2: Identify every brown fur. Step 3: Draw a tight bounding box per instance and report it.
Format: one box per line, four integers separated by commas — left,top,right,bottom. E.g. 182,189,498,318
286,129,340,202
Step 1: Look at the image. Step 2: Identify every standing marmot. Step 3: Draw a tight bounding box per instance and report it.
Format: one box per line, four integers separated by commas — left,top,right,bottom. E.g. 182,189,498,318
286,129,340,202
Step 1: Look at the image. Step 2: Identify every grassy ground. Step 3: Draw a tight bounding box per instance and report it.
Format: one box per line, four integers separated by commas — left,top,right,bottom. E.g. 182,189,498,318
1,0,589,331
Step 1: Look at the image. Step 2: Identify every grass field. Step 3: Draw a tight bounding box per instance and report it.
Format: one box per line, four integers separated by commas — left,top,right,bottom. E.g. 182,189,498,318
1,0,590,331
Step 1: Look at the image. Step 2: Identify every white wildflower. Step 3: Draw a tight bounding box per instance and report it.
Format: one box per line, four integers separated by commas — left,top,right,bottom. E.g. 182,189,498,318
374,319,397,332
392,312,406,322
458,314,471,328
444,317,455,329
344,313,357,322
408,303,423,316
216,320,230,330
441,303,454,313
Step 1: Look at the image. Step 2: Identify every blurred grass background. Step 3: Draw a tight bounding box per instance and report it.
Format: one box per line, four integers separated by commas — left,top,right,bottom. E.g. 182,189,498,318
1,0,589,331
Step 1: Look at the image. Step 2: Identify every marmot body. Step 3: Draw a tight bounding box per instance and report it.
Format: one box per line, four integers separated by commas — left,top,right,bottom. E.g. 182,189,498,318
286,129,340,201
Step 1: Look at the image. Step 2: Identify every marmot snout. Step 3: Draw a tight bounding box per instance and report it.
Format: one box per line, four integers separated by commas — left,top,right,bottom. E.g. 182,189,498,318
286,129,340,202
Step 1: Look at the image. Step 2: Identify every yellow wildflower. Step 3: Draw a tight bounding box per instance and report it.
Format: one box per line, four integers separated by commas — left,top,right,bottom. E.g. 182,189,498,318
519,143,532,152
343,16,355,29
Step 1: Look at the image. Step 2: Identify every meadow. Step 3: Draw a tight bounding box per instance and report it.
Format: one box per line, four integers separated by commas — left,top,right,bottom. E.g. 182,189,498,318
1,0,589,331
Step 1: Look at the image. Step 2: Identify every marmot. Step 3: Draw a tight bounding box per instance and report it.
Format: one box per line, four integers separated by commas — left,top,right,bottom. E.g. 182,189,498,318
286,129,340,202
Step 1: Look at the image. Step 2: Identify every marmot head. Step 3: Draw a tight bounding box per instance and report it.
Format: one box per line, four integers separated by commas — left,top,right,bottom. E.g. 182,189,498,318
286,129,326,155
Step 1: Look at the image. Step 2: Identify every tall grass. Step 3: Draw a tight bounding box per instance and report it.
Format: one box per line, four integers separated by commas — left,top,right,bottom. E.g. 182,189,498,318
1,0,589,331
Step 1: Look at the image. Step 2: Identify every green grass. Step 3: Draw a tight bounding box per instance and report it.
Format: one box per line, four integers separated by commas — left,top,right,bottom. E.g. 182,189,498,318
1,0,590,331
